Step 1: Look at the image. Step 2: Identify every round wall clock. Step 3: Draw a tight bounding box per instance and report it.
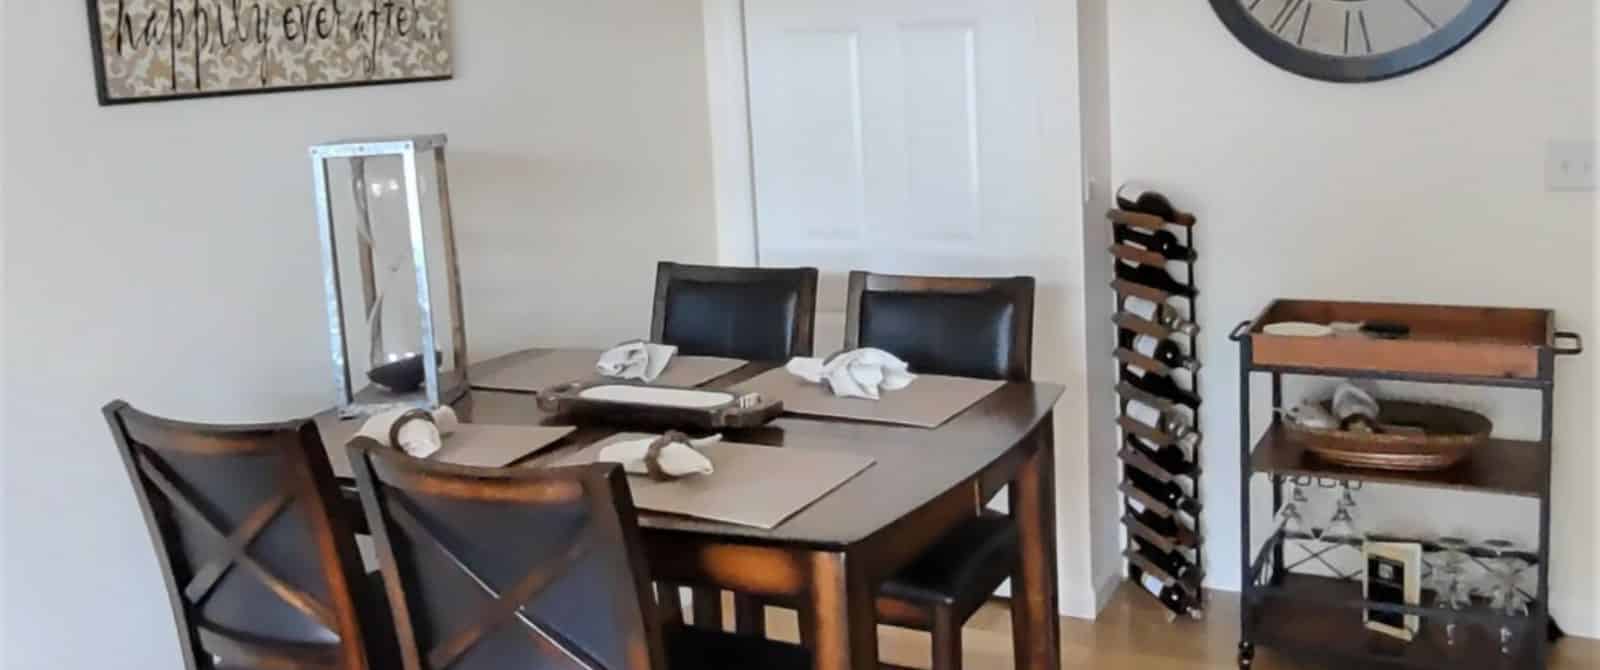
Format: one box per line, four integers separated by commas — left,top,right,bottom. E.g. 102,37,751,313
1210,0,1510,82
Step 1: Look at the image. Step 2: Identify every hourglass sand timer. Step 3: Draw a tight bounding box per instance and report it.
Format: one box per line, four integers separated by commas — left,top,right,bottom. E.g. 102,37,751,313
312,135,469,417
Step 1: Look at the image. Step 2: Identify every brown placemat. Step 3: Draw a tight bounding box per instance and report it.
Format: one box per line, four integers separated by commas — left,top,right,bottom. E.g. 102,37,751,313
433,425,577,468
732,367,1005,428
471,349,747,392
316,417,575,478
553,434,875,530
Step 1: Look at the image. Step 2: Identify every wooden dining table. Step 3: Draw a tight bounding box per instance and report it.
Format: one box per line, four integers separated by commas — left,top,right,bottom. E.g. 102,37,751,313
317,349,1065,670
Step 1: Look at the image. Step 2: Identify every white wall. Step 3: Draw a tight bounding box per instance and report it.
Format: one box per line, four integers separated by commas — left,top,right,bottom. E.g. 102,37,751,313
1074,0,1124,611
1108,2,1599,637
0,2,719,668
0,1,10,665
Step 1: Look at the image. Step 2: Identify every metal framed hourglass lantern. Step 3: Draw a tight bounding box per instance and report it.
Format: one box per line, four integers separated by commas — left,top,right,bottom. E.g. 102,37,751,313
311,135,469,417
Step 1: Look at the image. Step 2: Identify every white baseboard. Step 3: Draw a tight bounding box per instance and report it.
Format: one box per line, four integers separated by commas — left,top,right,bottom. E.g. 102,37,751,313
1091,570,1122,616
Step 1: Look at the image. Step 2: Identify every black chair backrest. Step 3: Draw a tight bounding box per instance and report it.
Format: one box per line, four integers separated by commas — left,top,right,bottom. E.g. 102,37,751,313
348,439,666,670
844,271,1036,381
104,400,375,670
651,261,819,361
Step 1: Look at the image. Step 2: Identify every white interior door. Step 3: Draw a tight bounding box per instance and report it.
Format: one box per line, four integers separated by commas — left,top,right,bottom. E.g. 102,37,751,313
745,0,1047,279
738,0,1080,607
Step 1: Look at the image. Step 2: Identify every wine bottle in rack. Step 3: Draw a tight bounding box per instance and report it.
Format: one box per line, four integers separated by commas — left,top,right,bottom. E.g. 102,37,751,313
1122,294,1199,336
1114,225,1196,262
1125,399,1201,450
1134,537,1201,582
1129,564,1196,619
1127,490,1198,532
1115,182,1183,224
1115,261,1197,298
1128,433,1196,478
1125,466,1198,515
1122,366,1202,410
1119,328,1200,372
1127,497,1182,536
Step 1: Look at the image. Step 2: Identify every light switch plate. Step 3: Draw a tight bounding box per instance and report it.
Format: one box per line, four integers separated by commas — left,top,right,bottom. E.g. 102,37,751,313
1546,140,1597,192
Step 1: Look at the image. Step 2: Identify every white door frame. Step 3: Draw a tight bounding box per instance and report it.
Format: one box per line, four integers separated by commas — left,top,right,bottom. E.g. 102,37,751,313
699,0,1109,620
702,0,761,267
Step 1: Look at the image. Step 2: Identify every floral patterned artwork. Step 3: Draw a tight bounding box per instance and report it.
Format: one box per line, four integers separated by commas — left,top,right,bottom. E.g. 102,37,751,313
88,1,452,104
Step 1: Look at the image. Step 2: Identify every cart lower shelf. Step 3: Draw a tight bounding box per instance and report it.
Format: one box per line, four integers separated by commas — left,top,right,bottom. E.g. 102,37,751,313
1247,574,1542,670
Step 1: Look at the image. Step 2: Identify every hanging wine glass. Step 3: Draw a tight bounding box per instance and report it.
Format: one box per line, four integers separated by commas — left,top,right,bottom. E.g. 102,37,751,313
1483,539,1529,656
1322,483,1364,546
1435,536,1474,646
1275,477,1313,537
1318,481,1365,580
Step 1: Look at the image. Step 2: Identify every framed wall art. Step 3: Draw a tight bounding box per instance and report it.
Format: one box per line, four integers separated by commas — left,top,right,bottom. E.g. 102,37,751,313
86,1,453,105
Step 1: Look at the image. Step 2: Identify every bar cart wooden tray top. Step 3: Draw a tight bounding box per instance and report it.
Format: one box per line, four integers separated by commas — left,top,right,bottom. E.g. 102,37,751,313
1229,299,1582,670
1246,299,1577,381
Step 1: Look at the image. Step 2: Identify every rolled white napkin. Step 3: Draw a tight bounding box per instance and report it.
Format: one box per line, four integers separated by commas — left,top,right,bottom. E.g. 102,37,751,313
355,406,460,459
596,340,678,382
597,432,718,480
786,348,916,400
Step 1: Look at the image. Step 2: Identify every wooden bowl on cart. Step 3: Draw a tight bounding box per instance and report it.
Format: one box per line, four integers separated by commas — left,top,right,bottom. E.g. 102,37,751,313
1283,400,1491,472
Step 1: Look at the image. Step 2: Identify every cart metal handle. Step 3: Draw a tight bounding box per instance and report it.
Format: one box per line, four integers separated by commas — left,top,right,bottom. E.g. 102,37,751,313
1553,331,1583,356
1228,320,1253,342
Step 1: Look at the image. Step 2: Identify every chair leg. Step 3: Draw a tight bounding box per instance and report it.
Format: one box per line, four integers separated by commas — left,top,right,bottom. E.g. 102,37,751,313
733,594,767,636
691,587,724,631
656,583,685,628
931,607,963,670
796,604,817,650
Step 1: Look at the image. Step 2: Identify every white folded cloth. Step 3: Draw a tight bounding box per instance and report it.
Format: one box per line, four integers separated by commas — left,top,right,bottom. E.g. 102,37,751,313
596,340,678,382
355,406,460,459
597,432,718,479
1279,400,1339,430
786,348,916,400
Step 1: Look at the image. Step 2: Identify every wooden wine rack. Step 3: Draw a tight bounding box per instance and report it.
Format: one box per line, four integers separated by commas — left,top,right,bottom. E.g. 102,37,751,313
1107,202,1204,619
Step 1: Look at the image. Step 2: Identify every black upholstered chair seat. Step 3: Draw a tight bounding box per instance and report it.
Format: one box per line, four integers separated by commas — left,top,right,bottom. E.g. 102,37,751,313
665,627,811,670
876,513,1018,627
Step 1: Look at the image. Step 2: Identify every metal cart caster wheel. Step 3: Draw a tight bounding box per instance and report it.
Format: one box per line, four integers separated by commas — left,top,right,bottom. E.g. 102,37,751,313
1237,642,1255,669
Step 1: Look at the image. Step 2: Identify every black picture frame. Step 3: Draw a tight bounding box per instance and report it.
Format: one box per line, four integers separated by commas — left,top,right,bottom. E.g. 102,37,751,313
1209,0,1510,83
83,0,454,106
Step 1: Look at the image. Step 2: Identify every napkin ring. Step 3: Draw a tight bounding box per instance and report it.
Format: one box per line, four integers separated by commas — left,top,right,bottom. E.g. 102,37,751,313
643,431,693,482
388,409,437,450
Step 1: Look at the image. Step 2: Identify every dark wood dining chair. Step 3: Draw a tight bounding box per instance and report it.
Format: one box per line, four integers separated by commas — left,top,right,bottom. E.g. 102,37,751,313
346,438,812,670
651,260,819,630
651,261,820,362
740,271,1035,669
104,400,395,670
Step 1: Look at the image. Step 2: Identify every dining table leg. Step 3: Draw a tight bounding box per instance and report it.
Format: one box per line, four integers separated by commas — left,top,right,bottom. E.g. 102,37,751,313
804,551,878,670
1010,419,1060,670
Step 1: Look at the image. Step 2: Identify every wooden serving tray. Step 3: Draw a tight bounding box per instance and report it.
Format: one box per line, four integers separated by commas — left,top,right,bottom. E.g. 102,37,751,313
536,381,783,431
1242,300,1561,380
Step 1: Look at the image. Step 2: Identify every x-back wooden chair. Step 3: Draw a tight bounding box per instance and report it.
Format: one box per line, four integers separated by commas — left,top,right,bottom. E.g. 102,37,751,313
347,438,811,670
104,400,389,670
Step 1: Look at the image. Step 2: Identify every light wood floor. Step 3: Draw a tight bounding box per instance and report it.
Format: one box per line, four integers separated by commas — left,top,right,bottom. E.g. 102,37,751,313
720,585,1598,669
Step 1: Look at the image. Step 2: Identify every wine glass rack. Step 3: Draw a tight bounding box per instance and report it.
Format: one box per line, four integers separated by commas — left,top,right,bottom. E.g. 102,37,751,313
1228,300,1583,669
1107,202,1205,621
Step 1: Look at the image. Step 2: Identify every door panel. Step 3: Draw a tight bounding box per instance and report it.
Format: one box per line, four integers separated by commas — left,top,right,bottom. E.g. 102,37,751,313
746,0,1045,277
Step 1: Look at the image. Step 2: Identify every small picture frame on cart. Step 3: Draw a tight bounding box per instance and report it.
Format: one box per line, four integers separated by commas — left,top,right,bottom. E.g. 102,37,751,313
1364,542,1423,642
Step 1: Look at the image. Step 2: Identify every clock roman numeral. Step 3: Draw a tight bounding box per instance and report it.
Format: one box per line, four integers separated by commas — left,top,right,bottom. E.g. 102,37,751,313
1296,2,1312,45
1344,10,1351,54
1269,0,1307,35
1358,9,1374,54
1402,0,1439,30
